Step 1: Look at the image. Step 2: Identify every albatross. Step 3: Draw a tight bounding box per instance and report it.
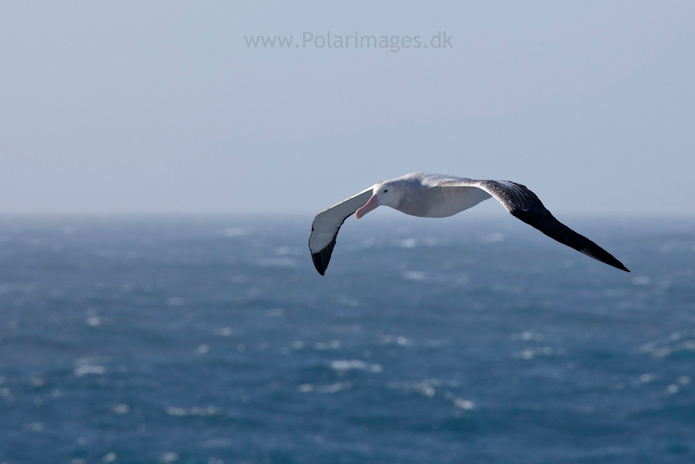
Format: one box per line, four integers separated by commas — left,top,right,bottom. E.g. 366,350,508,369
308,172,629,275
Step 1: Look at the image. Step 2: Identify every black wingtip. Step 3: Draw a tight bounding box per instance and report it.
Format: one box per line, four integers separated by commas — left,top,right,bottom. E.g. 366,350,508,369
311,238,336,276
615,262,630,273
577,247,630,273
313,261,326,276
510,209,630,273
605,258,630,273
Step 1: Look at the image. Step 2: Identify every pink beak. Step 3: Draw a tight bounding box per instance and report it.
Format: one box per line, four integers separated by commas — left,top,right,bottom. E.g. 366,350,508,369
355,194,379,220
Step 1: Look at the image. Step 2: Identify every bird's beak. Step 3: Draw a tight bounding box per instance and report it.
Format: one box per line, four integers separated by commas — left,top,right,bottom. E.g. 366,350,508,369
355,194,379,220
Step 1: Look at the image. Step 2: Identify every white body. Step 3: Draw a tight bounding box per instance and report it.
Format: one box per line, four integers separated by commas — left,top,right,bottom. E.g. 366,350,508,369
386,173,492,218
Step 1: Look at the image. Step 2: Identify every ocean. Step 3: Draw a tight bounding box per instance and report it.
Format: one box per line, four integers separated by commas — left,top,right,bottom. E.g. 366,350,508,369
0,215,693,463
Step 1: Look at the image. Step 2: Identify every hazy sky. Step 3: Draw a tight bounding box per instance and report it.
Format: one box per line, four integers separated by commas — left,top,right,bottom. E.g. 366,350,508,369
1,2,693,215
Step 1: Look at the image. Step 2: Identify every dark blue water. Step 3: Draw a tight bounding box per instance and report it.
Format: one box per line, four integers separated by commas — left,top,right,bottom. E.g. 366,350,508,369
0,215,694,463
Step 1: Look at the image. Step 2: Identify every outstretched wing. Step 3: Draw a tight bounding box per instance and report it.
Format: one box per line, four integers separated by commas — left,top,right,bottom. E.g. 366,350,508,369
309,188,373,275
437,179,630,272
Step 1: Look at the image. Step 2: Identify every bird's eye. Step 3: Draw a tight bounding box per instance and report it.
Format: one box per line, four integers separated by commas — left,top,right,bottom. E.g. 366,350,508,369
384,189,388,193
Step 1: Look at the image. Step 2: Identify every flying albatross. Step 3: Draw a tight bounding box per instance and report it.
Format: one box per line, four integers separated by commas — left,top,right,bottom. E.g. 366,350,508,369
308,172,629,275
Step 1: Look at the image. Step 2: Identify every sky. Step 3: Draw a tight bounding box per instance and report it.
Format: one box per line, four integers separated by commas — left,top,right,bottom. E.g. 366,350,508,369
1,1,693,216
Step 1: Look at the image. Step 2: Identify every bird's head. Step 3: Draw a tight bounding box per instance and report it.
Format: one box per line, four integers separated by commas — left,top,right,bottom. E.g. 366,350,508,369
355,181,402,219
